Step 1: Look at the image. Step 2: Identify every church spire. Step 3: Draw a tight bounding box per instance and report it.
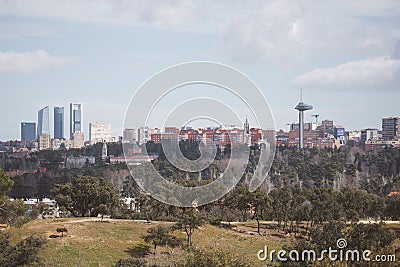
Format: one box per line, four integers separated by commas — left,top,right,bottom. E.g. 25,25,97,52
244,116,249,134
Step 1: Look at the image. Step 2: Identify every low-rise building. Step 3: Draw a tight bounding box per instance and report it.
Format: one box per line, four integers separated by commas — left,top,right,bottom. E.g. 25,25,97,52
38,133,51,150
66,155,95,168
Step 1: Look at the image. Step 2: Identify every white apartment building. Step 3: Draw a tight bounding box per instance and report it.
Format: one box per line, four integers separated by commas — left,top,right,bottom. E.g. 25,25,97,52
89,121,112,145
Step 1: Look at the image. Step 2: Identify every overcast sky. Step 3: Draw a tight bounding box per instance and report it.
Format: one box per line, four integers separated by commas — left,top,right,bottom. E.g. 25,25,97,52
0,0,399,140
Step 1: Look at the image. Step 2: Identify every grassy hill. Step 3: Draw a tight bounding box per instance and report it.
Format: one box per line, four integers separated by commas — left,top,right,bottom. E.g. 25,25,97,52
4,218,288,267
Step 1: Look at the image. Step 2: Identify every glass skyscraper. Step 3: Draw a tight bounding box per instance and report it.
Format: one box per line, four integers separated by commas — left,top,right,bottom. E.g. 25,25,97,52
37,106,50,136
54,106,64,139
21,122,36,141
70,103,82,140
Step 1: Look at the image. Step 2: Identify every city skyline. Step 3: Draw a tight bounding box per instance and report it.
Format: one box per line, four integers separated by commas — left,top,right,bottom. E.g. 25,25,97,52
11,97,400,142
11,100,400,142
1,1,400,140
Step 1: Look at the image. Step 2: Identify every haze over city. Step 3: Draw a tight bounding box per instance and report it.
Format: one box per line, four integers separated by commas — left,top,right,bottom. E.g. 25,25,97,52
1,0,400,141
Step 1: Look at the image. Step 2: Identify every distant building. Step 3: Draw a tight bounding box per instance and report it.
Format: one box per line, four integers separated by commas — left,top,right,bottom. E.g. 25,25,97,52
89,121,112,145
37,106,50,136
360,128,379,151
290,122,314,131
138,127,160,144
21,122,36,141
101,142,107,160
51,138,72,150
123,128,137,143
360,128,379,142
276,130,289,146
72,132,84,148
165,127,180,135
70,103,82,140
365,140,400,151
54,106,64,139
150,133,178,144
382,116,399,140
38,133,51,150
66,155,95,168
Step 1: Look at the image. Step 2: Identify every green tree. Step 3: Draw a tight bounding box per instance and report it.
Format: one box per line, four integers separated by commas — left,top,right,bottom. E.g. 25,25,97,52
249,188,270,235
142,225,178,255
346,223,395,251
0,169,14,196
52,175,119,217
174,208,203,247
122,175,140,198
0,169,29,227
56,227,68,237
0,232,47,267
224,186,252,222
1,199,29,227
96,204,110,222
385,195,400,220
310,221,346,251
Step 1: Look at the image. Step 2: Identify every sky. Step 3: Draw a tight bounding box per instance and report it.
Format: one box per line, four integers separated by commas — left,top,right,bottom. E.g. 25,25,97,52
0,0,399,140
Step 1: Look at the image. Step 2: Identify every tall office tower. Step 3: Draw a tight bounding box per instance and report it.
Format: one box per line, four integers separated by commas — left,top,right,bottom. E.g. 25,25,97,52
382,116,399,140
37,106,50,136
21,122,36,141
89,121,112,145
295,91,313,149
70,103,82,140
54,106,64,139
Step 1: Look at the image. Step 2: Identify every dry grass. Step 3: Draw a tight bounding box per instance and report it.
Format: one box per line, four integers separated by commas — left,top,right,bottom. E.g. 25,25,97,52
4,218,289,267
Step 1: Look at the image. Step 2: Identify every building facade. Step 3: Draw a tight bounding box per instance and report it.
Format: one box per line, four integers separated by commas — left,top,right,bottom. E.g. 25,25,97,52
72,132,84,148
138,127,160,144
365,139,400,151
37,106,50,136
382,116,399,140
21,122,36,141
70,103,82,140
360,128,379,142
54,106,64,139
38,133,51,150
89,121,112,144
123,128,137,144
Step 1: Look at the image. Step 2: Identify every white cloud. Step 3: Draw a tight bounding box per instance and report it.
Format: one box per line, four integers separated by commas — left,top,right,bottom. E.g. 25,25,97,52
0,0,204,31
294,57,400,91
1,0,400,66
222,0,400,64
0,50,78,73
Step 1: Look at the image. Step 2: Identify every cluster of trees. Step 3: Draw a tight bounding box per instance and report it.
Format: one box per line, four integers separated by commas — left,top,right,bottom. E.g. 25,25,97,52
52,175,120,217
0,169,32,227
0,169,46,266
268,147,400,195
223,186,391,236
0,232,47,267
128,185,400,241
6,144,400,204
283,222,396,266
